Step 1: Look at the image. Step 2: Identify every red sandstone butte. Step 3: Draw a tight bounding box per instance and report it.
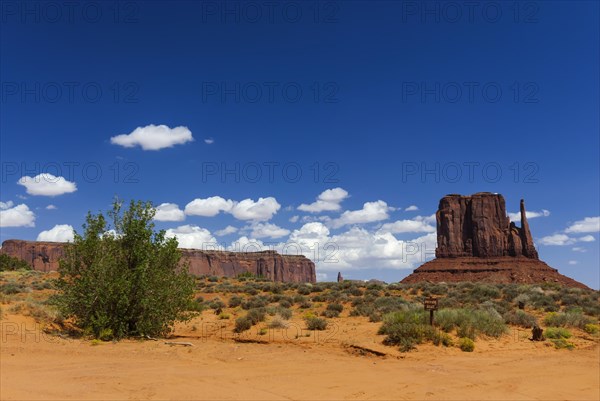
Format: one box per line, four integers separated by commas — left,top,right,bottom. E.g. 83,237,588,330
402,193,589,289
0,239,316,283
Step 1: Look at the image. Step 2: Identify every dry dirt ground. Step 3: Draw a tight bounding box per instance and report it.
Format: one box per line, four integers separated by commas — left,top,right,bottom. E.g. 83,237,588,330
2,311,599,401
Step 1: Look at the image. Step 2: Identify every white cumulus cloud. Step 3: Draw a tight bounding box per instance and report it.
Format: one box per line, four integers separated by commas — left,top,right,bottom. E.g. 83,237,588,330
214,225,238,236
405,205,419,212
565,217,600,233
508,209,550,221
330,200,391,228
37,224,74,242
378,218,436,234
568,260,578,265
165,225,217,249
230,197,281,221
284,222,437,272
185,196,234,217
538,234,574,246
249,223,291,239
0,201,14,209
154,203,185,222
578,235,595,242
298,187,349,213
0,203,35,227
18,174,77,196
110,124,193,150
46,204,57,210
538,234,594,246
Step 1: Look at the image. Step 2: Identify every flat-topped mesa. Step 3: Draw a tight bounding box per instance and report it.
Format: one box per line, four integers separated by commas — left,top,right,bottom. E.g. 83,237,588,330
0,240,316,283
435,192,539,259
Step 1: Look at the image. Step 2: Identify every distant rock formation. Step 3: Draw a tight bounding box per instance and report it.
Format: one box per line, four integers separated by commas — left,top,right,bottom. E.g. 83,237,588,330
402,193,588,289
337,272,344,283
0,239,316,283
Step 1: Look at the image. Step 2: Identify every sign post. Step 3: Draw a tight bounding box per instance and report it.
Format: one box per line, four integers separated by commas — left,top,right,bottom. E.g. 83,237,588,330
423,297,438,325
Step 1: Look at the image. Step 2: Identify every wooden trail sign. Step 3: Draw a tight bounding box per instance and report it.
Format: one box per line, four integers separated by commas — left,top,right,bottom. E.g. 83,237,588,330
424,297,438,325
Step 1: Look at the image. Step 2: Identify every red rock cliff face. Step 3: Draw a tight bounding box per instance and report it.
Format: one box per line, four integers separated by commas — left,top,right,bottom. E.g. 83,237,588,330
0,240,316,283
435,193,538,259
403,193,588,289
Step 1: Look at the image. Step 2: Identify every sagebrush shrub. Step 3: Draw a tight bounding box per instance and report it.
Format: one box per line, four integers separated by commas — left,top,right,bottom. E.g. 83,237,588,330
378,308,435,352
234,316,252,333
459,337,475,352
544,311,594,329
305,316,327,330
503,310,538,328
545,327,572,339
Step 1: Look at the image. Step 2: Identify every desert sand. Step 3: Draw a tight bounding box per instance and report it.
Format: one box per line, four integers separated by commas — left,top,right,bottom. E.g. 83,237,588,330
2,311,599,401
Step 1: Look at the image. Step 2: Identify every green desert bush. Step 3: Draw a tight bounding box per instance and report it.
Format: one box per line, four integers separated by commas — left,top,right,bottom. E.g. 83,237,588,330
378,308,435,352
234,316,252,333
320,303,344,318
208,298,226,310
55,200,195,339
544,327,572,339
503,310,538,328
550,338,575,350
544,311,594,329
583,324,599,335
305,316,328,330
266,306,292,320
432,331,453,347
268,316,289,329
459,337,475,352
299,300,312,309
433,308,507,339
297,286,312,295
0,254,32,271
0,281,31,295
241,295,269,310
228,295,243,308
246,308,267,325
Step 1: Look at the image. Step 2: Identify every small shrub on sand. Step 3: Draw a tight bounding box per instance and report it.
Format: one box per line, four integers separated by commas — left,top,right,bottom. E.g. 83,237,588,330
544,310,594,329
583,324,599,335
98,328,114,341
550,338,575,350
503,310,538,328
218,312,230,320
305,316,327,331
545,327,572,339
0,254,32,271
234,316,252,333
434,308,507,339
432,331,454,347
266,306,292,319
228,295,243,308
246,308,266,325
0,282,31,295
378,308,435,352
321,303,344,318
459,337,475,352
268,316,289,329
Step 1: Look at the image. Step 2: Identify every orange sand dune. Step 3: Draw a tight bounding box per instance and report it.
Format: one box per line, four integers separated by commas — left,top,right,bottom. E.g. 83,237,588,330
1,313,599,401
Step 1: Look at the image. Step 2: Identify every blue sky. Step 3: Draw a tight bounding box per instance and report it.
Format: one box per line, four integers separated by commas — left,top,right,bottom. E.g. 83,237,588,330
1,1,598,288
